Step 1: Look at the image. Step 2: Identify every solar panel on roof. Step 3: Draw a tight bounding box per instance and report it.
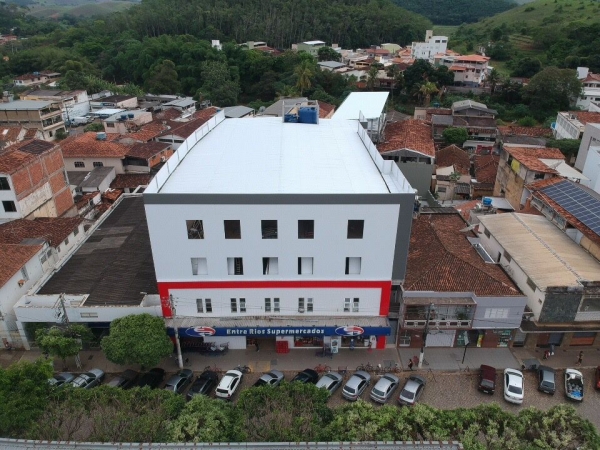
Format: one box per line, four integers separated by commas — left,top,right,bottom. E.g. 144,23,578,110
541,180,600,234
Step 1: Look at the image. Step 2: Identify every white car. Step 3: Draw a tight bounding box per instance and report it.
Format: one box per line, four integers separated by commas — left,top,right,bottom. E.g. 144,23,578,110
503,368,524,404
215,369,243,400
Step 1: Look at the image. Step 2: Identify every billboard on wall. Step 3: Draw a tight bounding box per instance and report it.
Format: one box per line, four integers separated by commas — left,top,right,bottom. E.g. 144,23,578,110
178,325,390,338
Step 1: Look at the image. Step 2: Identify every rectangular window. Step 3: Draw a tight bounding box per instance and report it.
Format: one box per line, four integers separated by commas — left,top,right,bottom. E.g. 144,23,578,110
186,220,204,239
40,254,47,264
347,220,364,239
80,312,98,318
74,162,85,168
437,187,447,193
224,220,241,239
231,298,238,313
64,237,69,246
298,220,314,239
191,257,208,275
265,298,271,312
503,251,511,263
239,298,246,313
298,257,314,275
352,298,360,313
73,226,79,236
307,298,313,312
196,299,204,313
261,220,278,239
92,162,104,168
0,177,10,190
526,277,537,292
483,228,491,238
227,257,244,275
262,257,279,275
2,201,16,213
106,122,115,128
274,298,280,313
345,257,362,275
298,298,305,312
344,298,351,312
484,308,509,319
205,299,212,313
20,266,29,281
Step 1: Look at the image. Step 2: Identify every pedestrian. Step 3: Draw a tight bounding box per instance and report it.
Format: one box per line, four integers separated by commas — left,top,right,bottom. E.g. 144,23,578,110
255,341,260,352
543,350,550,360
576,351,583,366
408,359,414,370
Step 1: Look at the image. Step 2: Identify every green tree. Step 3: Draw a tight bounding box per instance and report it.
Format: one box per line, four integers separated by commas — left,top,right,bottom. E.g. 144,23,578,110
524,67,582,120
419,81,439,106
485,68,502,94
101,314,173,369
546,138,582,158
35,325,93,369
294,60,314,96
317,46,341,62
0,358,54,438
517,116,536,127
511,57,542,78
366,65,380,91
199,61,240,106
144,59,181,95
84,123,104,132
443,127,468,146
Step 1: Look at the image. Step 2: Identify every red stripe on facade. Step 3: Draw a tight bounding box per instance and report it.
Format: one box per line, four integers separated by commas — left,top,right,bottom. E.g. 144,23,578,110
158,280,392,318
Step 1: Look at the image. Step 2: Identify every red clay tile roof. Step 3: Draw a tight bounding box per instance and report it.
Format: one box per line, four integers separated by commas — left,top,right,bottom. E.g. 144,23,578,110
317,101,335,118
23,129,39,139
583,73,600,83
0,139,56,174
154,108,182,121
405,213,521,296
436,145,470,174
60,132,129,158
0,126,23,143
567,111,600,125
110,173,153,189
191,106,219,121
125,142,170,159
455,55,489,63
102,189,122,203
75,191,99,210
158,107,219,140
449,65,467,71
378,120,435,157
473,154,500,186
498,126,553,138
0,243,43,286
504,147,564,173
14,73,47,81
0,217,82,247
126,120,171,142
454,199,484,220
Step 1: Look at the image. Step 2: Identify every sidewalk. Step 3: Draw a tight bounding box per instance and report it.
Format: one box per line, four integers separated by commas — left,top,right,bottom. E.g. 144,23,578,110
397,347,519,372
511,346,600,370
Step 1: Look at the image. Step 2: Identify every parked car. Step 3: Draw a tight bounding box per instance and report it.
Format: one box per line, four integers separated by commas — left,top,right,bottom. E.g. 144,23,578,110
316,372,343,396
565,368,584,401
342,370,371,401
595,366,600,391
291,369,319,384
107,369,139,389
537,366,556,395
164,369,194,394
370,374,400,403
68,116,91,126
216,370,243,400
478,365,497,395
71,368,105,389
48,372,75,388
503,368,524,404
398,375,426,406
253,370,285,388
137,368,166,389
187,371,219,400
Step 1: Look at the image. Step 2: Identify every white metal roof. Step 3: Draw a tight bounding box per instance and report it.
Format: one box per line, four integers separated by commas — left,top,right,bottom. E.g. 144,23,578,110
539,159,589,181
0,100,53,110
479,213,600,289
303,40,325,45
93,108,125,116
158,117,392,194
332,92,389,120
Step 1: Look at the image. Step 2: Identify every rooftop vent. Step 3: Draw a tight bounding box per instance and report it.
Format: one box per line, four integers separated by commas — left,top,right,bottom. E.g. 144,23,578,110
96,132,107,141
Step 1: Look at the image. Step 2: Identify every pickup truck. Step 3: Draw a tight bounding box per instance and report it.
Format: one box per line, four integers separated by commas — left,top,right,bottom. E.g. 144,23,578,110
564,368,584,401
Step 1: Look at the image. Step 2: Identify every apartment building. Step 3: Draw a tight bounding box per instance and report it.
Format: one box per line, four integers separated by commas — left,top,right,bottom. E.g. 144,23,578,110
22,89,90,122
144,110,415,351
411,30,448,63
0,100,65,141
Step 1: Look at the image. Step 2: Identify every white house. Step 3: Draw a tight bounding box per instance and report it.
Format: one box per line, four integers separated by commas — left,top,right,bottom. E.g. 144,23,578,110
576,67,600,110
575,122,600,172
144,110,415,351
411,30,448,62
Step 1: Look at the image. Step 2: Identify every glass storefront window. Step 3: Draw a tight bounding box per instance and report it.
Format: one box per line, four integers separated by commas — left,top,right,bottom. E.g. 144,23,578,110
294,336,323,347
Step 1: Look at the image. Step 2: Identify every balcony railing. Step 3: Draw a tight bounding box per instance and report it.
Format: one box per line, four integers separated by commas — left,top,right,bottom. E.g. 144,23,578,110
403,319,472,328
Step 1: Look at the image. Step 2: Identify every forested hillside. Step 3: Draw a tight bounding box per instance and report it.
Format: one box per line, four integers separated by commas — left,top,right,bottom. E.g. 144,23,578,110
392,0,516,25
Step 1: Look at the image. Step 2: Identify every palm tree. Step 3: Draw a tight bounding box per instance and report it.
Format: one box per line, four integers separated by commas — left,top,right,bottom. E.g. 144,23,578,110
294,61,314,96
276,85,298,99
366,65,379,91
486,68,502,94
418,81,439,106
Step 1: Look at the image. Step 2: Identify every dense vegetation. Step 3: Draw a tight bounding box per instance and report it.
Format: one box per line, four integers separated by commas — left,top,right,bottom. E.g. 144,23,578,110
2,360,599,449
392,0,517,25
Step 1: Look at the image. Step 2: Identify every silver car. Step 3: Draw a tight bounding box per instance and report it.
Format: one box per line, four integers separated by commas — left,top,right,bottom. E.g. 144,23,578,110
342,370,371,401
71,368,105,389
316,372,343,396
398,375,426,406
370,374,400,403
254,370,285,387
164,369,194,394
48,372,75,388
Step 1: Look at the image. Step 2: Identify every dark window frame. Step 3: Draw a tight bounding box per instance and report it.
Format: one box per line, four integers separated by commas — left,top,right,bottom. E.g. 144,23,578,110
298,220,314,239
347,220,364,239
0,177,11,190
224,220,241,239
261,220,278,239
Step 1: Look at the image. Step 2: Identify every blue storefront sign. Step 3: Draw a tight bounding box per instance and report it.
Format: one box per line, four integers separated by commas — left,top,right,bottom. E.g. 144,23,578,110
175,325,390,338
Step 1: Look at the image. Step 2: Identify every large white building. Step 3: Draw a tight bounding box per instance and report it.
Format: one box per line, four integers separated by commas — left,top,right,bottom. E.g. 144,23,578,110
576,67,600,110
144,110,415,351
411,30,448,63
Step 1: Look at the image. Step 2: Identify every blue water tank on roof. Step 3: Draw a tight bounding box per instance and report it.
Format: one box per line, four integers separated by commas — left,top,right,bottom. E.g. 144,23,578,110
298,107,318,124
284,113,298,123
482,197,492,207
128,113,134,119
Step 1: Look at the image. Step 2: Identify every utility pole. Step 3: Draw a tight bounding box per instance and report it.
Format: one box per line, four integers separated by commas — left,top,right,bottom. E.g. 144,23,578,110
418,302,434,369
59,293,82,369
170,294,183,369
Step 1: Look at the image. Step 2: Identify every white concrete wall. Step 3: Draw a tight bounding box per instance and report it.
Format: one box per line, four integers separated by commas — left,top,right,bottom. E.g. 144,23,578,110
19,182,55,218
13,303,162,323
576,124,600,171
582,146,600,194
577,86,600,109
64,157,124,174
55,223,86,257
411,37,447,61
145,203,400,282
553,113,581,140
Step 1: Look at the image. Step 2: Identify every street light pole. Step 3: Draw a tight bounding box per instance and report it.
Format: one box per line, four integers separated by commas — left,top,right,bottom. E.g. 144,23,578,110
418,302,434,369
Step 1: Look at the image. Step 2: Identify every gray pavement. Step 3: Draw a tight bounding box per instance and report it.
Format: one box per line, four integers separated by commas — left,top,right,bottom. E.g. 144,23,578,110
397,347,520,371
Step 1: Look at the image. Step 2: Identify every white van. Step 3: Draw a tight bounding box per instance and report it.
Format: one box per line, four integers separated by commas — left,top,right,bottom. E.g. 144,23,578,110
69,116,91,126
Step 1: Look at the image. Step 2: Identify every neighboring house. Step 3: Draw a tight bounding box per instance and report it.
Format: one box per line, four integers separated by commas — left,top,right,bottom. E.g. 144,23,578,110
0,126,27,150
162,98,196,116
527,177,600,261
155,108,219,150
258,98,335,119
431,115,497,151
60,132,130,174
110,173,153,194
454,196,514,224
124,142,173,171
498,126,551,149
0,140,75,223
317,61,347,72
103,110,153,134
90,94,138,112
472,154,500,198
451,100,497,118
575,122,600,172
493,146,566,209
366,46,391,59
576,67,600,110
400,210,526,349
377,119,435,197
381,43,401,55
434,144,471,201
223,106,255,118
144,110,415,351
16,196,163,349
239,41,269,50
76,166,116,194
553,111,600,140
0,100,65,141
440,55,490,87
411,30,448,62
332,92,389,142
22,89,90,122
13,72,53,87
296,40,326,56
479,213,600,349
